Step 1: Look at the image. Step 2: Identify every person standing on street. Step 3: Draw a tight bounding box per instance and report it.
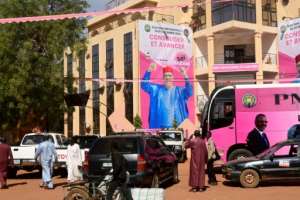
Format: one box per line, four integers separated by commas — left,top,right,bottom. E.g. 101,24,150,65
107,142,132,200
0,136,13,189
67,138,82,183
34,135,57,189
206,131,219,185
247,114,270,155
185,130,208,192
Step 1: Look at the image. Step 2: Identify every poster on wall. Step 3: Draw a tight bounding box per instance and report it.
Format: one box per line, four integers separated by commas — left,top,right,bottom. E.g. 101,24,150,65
279,17,300,82
138,20,194,129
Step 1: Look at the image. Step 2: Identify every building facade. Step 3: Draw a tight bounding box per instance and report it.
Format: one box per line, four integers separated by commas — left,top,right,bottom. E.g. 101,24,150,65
193,0,300,112
64,0,300,136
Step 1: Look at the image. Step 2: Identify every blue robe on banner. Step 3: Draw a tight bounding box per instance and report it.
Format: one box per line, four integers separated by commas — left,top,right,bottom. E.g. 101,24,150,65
141,71,193,128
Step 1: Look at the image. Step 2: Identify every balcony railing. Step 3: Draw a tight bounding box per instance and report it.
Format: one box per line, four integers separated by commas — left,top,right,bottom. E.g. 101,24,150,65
215,53,255,64
105,0,129,10
263,53,277,65
196,56,208,68
212,0,256,25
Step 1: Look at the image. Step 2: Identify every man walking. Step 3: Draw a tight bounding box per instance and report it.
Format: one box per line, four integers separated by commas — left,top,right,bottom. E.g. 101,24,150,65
185,130,208,192
247,114,270,155
35,135,57,189
0,136,13,189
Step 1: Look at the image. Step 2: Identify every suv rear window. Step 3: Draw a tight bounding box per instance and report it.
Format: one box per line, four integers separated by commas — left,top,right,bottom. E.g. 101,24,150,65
90,137,139,154
74,136,98,149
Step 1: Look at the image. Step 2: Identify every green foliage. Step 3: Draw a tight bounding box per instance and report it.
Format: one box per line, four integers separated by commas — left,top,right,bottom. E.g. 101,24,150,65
133,114,143,129
0,0,88,138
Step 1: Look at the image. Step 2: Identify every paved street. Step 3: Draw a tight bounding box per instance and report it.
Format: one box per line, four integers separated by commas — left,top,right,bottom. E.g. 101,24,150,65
1,156,300,200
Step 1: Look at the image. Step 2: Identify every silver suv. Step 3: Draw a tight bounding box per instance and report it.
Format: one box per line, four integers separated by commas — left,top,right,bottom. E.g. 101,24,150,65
158,129,187,163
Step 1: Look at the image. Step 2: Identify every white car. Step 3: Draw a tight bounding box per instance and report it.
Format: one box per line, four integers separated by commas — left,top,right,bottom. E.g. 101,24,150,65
9,133,85,177
158,130,187,163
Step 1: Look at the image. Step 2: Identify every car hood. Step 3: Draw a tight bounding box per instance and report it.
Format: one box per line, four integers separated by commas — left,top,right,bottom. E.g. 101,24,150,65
226,157,259,166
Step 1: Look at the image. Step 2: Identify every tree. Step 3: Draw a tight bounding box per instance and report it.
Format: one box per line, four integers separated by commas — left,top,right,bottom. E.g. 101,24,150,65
133,114,143,129
0,0,88,142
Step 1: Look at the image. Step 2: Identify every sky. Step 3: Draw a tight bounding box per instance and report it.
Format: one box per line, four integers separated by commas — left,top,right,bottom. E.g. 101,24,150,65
87,0,111,11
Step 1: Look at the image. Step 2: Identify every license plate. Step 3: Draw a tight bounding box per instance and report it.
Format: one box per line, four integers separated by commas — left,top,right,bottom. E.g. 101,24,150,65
14,160,20,165
103,162,112,167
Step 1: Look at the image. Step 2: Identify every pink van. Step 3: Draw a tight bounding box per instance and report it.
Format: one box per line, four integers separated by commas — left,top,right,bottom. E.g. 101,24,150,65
201,83,300,161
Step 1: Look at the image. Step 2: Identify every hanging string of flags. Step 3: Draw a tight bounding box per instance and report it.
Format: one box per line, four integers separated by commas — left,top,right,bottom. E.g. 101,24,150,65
0,0,234,24
64,76,298,84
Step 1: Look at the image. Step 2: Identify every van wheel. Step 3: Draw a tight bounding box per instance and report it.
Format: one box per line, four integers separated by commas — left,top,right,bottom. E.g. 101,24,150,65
151,174,160,188
172,165,179,184
240,169,260,188
64,187,91,200
228,149,253,161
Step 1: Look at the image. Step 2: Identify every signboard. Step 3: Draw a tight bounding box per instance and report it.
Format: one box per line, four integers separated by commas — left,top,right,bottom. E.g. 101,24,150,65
213,63,258,73
279,17,300,82
138,20,194,129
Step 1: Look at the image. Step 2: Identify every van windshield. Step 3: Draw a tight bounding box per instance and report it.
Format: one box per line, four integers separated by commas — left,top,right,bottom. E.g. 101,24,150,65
159,132,182,141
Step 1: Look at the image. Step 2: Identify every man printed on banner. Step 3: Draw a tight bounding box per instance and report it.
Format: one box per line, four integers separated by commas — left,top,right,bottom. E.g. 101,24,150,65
141,64,193,129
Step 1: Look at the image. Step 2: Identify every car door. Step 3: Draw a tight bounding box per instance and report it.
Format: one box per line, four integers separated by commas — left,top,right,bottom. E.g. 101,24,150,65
155,138,175,179
261,144,297,180
288,144,300,179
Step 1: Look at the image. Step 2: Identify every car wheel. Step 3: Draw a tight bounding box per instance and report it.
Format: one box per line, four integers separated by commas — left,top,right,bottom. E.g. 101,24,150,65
240,169,260,188
228,149,253,161
64,187,91,200
172,164,179,184
151,173,160,188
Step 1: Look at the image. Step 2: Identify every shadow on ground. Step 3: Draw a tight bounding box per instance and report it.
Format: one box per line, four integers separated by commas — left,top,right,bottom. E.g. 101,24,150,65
223,180,300,188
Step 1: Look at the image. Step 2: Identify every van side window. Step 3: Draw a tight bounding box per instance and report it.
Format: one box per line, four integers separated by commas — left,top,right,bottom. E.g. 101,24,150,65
210,89,235,130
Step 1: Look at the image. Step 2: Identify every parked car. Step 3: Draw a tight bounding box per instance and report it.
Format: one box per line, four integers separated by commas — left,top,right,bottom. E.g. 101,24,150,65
158,129,187,162
9,132,88,177
85,133,179,188
223,139,300,188
9,133,68,177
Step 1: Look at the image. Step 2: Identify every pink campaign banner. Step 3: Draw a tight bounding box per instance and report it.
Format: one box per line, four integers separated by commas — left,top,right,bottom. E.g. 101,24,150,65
138,20,195,129
278,17,300,82
213,63,258,73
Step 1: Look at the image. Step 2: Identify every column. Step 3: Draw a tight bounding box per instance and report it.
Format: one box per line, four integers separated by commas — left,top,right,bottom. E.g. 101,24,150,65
256,0,262,27
206,0,213,28
255,32,263,84
207,35,215,93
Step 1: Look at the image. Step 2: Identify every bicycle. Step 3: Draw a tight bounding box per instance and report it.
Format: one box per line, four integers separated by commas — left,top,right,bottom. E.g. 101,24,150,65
64,173,126,200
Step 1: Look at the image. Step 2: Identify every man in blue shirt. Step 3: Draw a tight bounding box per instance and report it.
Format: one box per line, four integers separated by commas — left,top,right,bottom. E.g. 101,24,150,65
35,135,57,189
141,64,193,128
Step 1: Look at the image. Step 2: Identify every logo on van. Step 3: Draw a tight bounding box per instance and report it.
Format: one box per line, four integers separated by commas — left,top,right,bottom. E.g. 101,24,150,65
242,94,256,108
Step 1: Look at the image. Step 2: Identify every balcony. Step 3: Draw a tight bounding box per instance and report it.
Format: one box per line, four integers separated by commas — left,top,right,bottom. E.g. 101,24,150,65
215,53,255,64
212,0,256,26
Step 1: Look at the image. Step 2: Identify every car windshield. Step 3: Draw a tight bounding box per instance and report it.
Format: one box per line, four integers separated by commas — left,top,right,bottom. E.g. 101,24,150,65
159,132,182,141
256,142,281,158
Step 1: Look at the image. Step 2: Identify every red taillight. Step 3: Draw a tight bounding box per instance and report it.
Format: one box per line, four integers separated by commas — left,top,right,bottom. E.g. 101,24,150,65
82,151,89,174
137,155,146,173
